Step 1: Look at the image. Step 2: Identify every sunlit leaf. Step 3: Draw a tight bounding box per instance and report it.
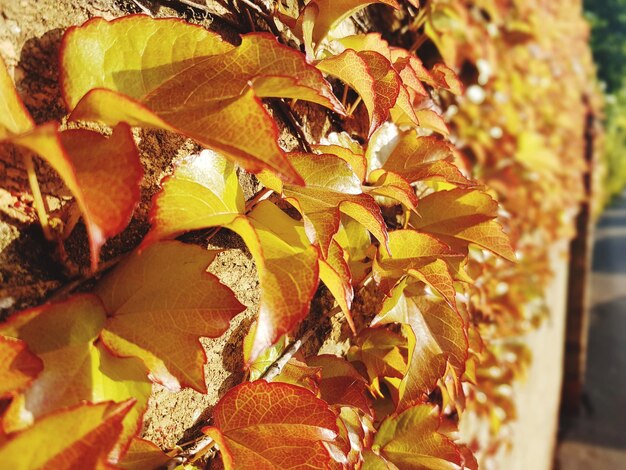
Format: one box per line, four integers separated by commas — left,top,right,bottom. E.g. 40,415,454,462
1,58,142,268
308,354,372,416
373,230,461,307
203,381,338,469
0,56,34,137
317,50,400,137
0,295,151,458
143,150,244,246
228,201,319,364
297,0,399,53
0,336,42,399
379,132,472,186
319,239,355,331
283,152,388,258
119,438,171,470
61,16,345,182
0,400,134,469
374,280,468,410
347,328,408,397
95,242,245,392
365,404,466,469
410,188,516,261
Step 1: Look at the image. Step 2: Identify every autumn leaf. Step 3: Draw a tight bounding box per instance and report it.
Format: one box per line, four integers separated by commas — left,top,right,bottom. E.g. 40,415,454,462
373,229,461,307
58,125,143,268
0,336,42,399
0,295,151,459
1,58,142,269
0,56,34,137
308,354,373,416
373,280,468,410
203,381,338,469
313,143,367,182
61,16,342,182
0,400,134,469
377,132,472,186
364,404,468,469
297,0,399,54
365,169,419,210
347,327,408,397
318,239,355,331
274,356,322,392
409,188,516,261
95,242,245,392
143,150,244,246
317,50,401,137
119,438,171,470
282,151,388,258
227,201,319,364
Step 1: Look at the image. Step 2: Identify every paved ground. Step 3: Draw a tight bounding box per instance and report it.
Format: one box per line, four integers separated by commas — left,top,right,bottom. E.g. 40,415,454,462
557,193,626,469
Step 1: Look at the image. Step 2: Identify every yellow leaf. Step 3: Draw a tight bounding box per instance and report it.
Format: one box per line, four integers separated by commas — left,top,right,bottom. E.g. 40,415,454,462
95,242,245,392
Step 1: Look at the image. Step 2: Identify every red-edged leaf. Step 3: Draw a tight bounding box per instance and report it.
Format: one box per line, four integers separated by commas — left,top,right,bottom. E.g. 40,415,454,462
282,152,388,258
308,354,373,416
380,132,472,186
374,280,468,410
312,143,367,182
95,242,245,392
365,404,468,469
319,239,355,331
410,188,516,261
0,336,42,399
203,381,338,470
1,58,142,269
0,401,134,469
317,50,401,137
0,295,151,459
365,169,419,210
119,438,171,470
61,16,305,183
227,201,319,364
297,0,400,53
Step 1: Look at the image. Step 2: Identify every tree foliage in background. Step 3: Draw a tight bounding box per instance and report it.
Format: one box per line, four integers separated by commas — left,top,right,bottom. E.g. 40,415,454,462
584,0,626,92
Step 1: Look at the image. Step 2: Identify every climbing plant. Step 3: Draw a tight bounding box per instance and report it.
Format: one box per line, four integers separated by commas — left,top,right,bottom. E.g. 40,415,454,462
0,0,599,468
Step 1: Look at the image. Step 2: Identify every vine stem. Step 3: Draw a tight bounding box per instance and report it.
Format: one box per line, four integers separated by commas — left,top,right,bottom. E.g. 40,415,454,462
23,153,53,241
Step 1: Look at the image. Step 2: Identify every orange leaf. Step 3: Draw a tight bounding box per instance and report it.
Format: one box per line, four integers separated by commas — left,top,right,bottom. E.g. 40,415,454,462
365,404,467,468
410,188,516,261
0,58,142,269
297,0,399,53
227,201,319,364
319,239,355,331
203,381,338,470
283,152,388,258
0,336,42,399
119,438,171,470
60,16,344,183
374,280,468,410
308,354,373,416
0,295,151,459
0,400,134,469
317,50,401,137
379,132,472,186
0,56,34,137
347,327,408,397
373,230,461,308
95,242,245,392
365,169,419,210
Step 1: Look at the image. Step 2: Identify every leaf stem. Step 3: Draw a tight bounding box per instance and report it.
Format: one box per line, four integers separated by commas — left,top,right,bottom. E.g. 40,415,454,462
347,96,363,117
23,153,53,241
